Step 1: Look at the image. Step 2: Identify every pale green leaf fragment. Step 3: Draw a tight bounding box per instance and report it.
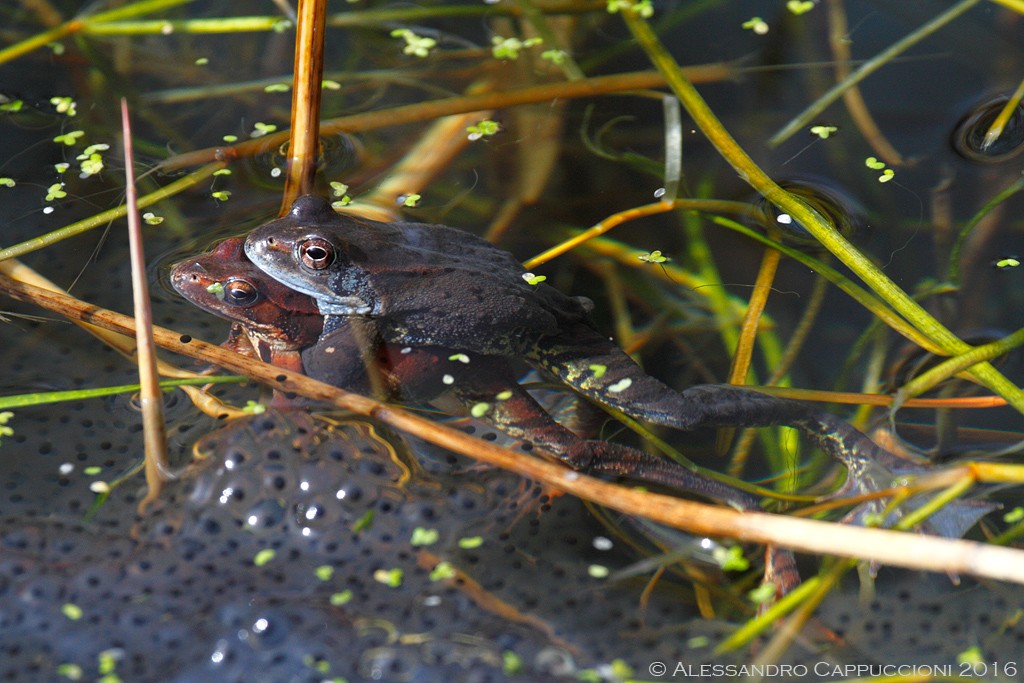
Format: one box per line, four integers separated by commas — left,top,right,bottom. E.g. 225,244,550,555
786,0,815,15
53,130,84,146
373,567,403,587
712,545,750,571
470,402,490,418
1004,507,1024,522
410,527,439,546
541,49,567,64
251,122,277,138
502,651,523,675
97,649,120,674
351,509,374,532
430,561,456,581
242,400,266,415
747,582,776,605
50,97,77,116
0,178,14,188
314,565,334,581
329,589,352,606
742,17,769,34
458,536,483,549
80,155,104,177
61,603,83,620
810,124,837,139
56,663,83,680
522,272,546,285
253,548,276,566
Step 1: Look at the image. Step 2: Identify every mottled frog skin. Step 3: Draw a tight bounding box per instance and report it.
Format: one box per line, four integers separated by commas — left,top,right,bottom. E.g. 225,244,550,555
170,237,323,374
171,237,445,400
243,195,894,492
172,232,757,513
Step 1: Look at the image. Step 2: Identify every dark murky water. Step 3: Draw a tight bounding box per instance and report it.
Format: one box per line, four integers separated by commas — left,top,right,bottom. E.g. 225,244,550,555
2,1,1024,681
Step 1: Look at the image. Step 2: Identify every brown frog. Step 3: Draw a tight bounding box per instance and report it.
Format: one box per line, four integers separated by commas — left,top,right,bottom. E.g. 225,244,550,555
169,237,446,400
171,232,761,511
242,195,901,495
170,237,322,374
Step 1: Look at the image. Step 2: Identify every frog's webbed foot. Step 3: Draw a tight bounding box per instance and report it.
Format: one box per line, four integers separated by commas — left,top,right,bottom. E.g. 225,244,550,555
833,454,997,541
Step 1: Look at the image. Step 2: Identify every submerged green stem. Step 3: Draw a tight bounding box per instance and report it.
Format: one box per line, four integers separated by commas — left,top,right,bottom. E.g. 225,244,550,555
947,174,1024,285
0,162,223,263
768,0,983,147
620,6,1024,414
0,375,246,410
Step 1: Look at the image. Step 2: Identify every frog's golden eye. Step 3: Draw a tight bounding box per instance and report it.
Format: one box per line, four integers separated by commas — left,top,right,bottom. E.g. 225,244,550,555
298,237,335,270
223,278,260,306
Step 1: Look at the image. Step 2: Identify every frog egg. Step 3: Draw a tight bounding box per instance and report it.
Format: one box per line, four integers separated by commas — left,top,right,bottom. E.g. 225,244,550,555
951,94,1024,163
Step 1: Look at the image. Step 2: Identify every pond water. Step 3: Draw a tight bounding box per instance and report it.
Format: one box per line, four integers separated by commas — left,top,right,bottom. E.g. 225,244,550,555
1,1,1023,681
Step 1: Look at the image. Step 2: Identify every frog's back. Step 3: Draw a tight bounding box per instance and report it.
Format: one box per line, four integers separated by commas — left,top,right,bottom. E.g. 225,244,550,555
330,215,592,355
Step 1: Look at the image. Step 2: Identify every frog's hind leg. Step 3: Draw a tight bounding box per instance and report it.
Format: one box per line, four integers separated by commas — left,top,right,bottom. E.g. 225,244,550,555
444,361,758,511
531,323,890,481
447,363,801,594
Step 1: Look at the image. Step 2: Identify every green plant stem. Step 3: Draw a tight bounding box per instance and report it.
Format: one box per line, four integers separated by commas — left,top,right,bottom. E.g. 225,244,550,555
0,0,197,65
714,574,826,652
947,174,1024,285
768,0,983,147
0,162,223,262
0,376,245,410
893,476,975,531
620,7,1024,414
711,217,946,355
895,327,1024,405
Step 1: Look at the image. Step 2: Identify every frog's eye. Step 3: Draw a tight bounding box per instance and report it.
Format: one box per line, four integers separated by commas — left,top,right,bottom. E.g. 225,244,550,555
223,278,260,306
298,237,335,270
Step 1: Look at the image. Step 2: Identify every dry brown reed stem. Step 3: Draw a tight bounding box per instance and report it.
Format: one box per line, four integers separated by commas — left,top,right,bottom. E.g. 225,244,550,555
121,99,170,512
825,0,905,166
3,273,1024,586
280,0,327,213
157,68,730,172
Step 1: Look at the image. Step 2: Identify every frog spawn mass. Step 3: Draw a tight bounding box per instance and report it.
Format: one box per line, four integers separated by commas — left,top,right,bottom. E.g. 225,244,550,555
0,413,600,682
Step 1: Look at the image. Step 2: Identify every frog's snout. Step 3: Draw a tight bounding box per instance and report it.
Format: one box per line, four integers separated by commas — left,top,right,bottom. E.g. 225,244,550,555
169,261,208,292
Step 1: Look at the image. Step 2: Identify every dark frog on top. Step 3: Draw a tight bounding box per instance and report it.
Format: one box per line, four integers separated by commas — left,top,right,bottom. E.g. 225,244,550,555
241,195,908,504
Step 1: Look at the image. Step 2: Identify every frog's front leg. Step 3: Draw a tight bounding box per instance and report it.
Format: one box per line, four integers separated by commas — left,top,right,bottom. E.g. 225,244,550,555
301,315,391,398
